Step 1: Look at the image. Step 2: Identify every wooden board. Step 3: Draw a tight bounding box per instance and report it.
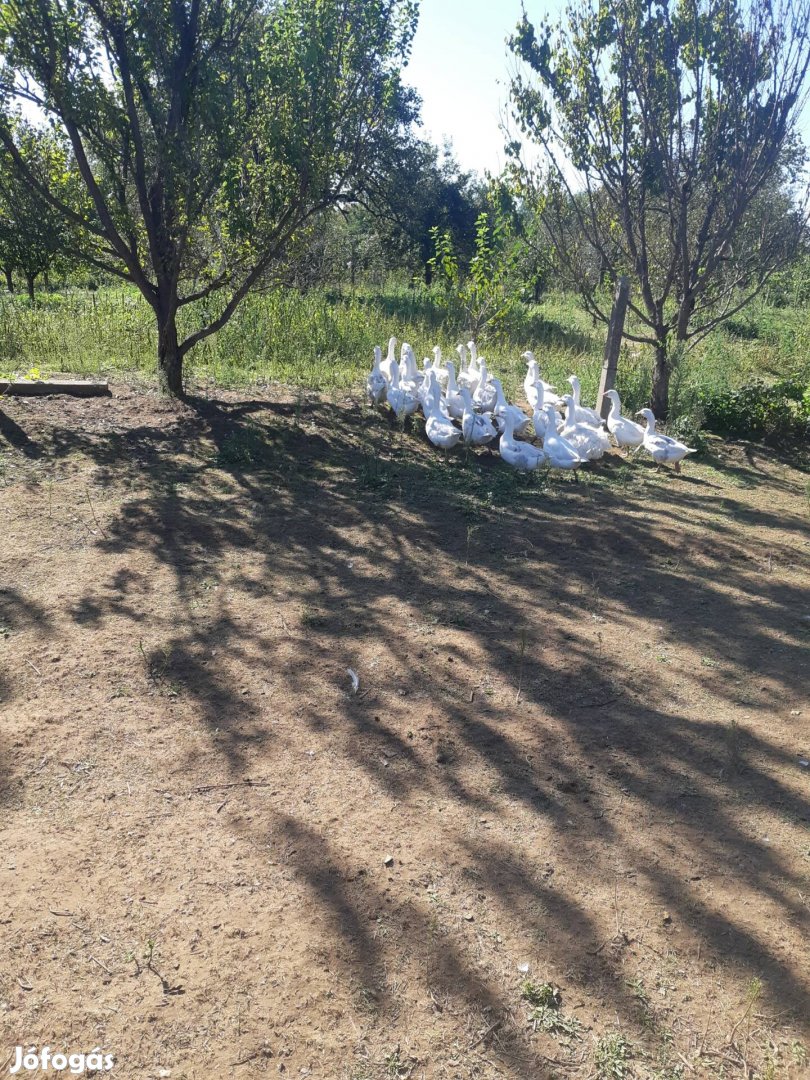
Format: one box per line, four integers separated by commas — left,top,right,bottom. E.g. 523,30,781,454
0,379,111,398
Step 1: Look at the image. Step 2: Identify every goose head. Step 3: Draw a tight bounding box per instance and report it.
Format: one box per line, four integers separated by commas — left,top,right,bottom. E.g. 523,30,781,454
490,376,507,406
521,350,535,365
432,345,442,366
456,342,468,367
636,408,656,431
387,336,397,356
373,345,382,367
445,360,458,391
603,388,620,414
567,375,582,405
561,393,577,420
467,341,478,363
542,403,558,428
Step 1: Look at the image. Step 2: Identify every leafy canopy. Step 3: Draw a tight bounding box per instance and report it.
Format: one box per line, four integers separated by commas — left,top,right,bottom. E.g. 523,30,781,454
508,0,810,412
0,0,419,390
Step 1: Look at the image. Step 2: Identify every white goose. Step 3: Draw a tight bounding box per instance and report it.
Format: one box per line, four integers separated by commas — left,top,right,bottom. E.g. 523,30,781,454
455,342,469,380
499,411,547,471
366,346,387,405
560,395,610,460
567,375,603,426
399,343,422,391
637,409,697,471
473,359,498,413
431,345,449,387
539,405,586,470
386,362,419,419
522,351,560,403
459,386,497,447
523,356,540,407
603,389,644,447
491,377,532,437
424,377,462,449
380,336,398,383
458,341,481,392
523,357,562,410
417,362,439,412
443,361,465,420
530,380,562,439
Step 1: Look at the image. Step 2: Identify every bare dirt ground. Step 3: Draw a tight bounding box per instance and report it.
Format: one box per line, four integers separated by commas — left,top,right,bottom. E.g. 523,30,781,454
1,386,809,1080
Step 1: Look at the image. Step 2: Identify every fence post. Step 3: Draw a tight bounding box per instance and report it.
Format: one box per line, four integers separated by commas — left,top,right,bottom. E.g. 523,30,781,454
598,276,630,419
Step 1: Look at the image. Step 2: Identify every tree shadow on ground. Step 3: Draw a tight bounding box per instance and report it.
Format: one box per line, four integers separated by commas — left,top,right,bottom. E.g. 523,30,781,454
2,389,809,1073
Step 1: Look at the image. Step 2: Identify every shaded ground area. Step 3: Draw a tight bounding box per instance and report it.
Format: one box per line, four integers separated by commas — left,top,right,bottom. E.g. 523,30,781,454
1,386,809,1080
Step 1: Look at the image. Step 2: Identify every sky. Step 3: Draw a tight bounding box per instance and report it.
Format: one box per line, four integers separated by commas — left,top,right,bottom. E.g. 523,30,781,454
404,0,810,180
402,0,535,178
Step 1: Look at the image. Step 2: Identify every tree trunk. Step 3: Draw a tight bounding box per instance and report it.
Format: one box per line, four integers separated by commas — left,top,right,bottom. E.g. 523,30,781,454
3,268,13,293
157,314,184,398
25,273,35,301
676,292,694,340
651,343,671,419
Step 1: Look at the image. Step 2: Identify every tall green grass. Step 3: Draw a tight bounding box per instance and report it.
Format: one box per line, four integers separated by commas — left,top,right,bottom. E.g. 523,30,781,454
1,282,808,418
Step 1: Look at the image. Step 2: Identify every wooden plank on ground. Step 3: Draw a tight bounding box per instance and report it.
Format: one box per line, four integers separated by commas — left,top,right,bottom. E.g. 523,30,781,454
0,379,111,397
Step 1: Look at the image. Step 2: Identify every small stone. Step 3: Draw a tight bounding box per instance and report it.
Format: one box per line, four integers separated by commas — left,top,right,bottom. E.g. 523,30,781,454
463,912,474,922
383,855,394,868
662,911,672,924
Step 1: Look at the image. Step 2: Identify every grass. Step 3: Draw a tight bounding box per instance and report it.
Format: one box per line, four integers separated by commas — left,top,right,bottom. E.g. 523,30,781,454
520,980,584,1041
1,281,809,421
594,1032,634,1079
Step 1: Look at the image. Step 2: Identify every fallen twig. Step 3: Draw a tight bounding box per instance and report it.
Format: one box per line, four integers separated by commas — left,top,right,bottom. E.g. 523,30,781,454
469,1018,503,1050
229,1045,274,1067
89,955,113,975
155,778,276,796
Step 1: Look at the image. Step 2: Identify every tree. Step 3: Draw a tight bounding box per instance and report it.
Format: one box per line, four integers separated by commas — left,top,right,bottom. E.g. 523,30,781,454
0,0,418,396
508,0,810,415
0,120,74,298
361,137,485,284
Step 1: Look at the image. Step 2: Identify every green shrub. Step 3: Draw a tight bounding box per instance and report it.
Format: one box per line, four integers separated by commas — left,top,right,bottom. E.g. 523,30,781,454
667,412,708,453
695,376,809,443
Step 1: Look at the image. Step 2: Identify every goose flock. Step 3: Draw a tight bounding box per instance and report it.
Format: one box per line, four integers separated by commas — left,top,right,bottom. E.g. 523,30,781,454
367,338,697,472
